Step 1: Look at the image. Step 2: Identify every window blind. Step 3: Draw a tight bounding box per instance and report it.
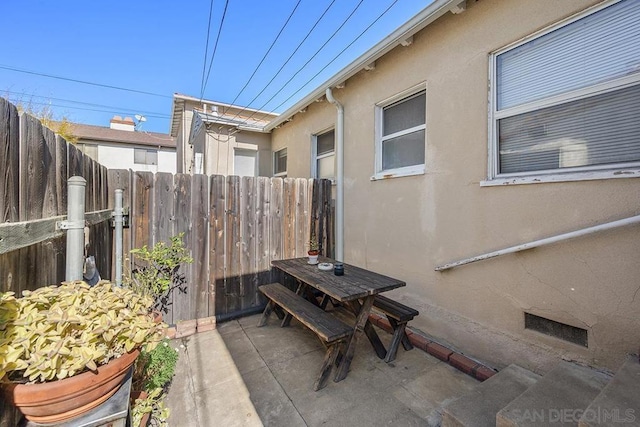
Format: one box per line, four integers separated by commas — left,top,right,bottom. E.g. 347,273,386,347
497,0,640,111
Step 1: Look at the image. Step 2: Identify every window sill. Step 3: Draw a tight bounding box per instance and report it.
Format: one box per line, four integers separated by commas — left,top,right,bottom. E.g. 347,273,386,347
481,169,640,186
370,166,425,181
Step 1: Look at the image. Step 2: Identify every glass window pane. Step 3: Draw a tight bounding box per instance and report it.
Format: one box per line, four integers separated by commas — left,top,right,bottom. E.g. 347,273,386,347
382,129,425,170
383,91,426,136
317,130,334,155
147,150,157,165
317,154,335,180
497,0,640,110
274,148,287,174
134,148,146,164
498,84,640,174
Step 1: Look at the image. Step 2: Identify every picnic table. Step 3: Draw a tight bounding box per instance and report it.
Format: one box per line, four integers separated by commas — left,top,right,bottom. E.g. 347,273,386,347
270,257,406,382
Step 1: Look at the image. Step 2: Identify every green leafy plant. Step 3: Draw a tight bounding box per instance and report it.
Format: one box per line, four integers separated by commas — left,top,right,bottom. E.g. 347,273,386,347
0,281,164,383
133,338,178,392
308,234,319,255
132,387,169,427
124,233,193,315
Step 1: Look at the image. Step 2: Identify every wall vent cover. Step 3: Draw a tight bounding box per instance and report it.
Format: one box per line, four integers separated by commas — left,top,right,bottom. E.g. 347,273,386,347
524,313,588,347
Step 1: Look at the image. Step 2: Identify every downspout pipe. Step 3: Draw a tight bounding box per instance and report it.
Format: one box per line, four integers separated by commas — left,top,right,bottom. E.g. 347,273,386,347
325,87,344,262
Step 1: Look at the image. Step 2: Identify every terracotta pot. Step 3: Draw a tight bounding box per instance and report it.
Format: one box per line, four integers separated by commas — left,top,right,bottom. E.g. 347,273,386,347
3,349,140,424
130,391,151,427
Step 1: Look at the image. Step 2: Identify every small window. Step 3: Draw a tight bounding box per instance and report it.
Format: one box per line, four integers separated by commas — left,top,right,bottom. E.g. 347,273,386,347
313,129,335,180
488,0,640,184
374,88,426,180
274,148,287,177
134,148,158,165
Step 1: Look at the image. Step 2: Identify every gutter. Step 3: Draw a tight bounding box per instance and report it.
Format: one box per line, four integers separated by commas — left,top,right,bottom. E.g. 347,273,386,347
325,88,344,262
264,0,461,132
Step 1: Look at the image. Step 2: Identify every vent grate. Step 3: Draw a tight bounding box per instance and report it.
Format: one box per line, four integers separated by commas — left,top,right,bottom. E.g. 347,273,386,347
524,313,588,347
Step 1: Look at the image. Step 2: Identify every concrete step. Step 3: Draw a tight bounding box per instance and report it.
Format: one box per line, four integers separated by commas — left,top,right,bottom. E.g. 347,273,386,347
497,361,611,427
441,364,540,427
578,356,640,426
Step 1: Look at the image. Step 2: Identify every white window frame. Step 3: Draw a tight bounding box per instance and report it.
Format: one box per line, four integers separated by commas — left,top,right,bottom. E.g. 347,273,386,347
484,0,640,187
273,147,287,177
133,148,158,165
372,83,427,181
311,128,335,183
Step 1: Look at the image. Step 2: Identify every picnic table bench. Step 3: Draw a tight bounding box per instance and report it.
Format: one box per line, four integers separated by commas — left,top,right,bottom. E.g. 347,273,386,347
258,282,353,391
373,295,419,362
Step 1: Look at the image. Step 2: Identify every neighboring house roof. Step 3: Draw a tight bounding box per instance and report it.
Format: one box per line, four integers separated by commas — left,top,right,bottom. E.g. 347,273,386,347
264,0,462,131
69,122,176,148
170,93,278,137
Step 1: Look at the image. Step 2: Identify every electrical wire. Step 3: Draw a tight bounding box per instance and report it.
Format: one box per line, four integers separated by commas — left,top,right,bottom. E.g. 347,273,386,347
234,0,366,125
201,0,230,100
0,64,170,98
223,0,303,113
238,0,398,127
4,98,169,119
226,0,337,123
2,90,170,118
199,0,216,100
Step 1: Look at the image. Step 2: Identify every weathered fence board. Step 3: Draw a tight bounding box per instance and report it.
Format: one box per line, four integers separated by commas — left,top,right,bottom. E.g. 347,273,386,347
0,98,19,223
210,175,225,317
153,172,175,322
191,174,209,319
173,174,192,324
225,176,241,314
108,169,132,279
132,171,153,251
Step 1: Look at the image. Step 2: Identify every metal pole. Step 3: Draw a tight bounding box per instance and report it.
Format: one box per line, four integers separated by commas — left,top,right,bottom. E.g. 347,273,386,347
325,87,344,262
114,189,124,286
65,176,86,281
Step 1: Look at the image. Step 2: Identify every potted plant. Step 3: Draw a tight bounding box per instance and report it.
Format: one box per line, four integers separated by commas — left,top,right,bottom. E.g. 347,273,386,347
130,338,178,426
124,233,193,319
308,234,320,264
0,280,164,424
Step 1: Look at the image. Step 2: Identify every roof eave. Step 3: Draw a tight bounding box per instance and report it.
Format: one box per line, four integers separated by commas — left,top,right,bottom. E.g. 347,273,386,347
264,0,459,132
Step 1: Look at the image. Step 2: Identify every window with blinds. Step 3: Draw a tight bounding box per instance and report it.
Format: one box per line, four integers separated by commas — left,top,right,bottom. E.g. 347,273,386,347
374,86,426,179
490,0,640,179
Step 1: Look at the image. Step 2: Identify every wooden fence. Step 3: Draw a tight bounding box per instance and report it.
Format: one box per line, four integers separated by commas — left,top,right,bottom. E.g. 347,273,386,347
108,170,333,325
0,99,113,425
0,96,333,425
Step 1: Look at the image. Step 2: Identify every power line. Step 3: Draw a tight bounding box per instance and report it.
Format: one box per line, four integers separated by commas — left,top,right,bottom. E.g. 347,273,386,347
201,0,230,100
270,0,401,114
0,64,170,98
237,0,366,125
199,0,216,99
227,0,337,123
4,97,170,119
2,90,170,118
224,0,303,112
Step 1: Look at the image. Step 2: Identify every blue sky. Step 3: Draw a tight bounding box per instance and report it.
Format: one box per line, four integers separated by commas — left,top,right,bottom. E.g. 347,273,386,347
1,0,433,133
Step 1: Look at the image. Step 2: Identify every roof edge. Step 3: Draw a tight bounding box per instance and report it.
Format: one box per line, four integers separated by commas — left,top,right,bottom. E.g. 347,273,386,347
264,0,458,131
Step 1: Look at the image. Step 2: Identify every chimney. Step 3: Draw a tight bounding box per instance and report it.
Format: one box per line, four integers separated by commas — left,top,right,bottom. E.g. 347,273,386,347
110,115,135,131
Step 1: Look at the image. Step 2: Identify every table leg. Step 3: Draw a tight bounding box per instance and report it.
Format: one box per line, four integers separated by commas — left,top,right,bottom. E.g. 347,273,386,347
346,299,387,360
334,296,375,382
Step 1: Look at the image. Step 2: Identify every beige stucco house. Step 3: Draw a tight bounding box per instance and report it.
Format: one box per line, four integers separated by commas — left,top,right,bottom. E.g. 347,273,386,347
170,93,278,177
173,0,640,373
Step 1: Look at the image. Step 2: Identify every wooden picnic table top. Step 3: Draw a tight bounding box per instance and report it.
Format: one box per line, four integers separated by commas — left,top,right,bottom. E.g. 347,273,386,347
271,257,405,302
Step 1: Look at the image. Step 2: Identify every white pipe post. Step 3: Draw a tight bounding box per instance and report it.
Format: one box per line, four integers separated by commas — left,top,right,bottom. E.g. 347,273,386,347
65,176,86,281
326,87,344,262
114,189,124,286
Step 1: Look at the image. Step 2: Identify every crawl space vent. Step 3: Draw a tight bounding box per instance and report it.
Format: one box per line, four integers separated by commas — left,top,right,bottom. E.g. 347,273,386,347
524,313,588,347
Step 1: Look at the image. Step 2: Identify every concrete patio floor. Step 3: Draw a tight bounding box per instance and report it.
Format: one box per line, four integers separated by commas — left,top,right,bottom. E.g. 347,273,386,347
166,312,479,426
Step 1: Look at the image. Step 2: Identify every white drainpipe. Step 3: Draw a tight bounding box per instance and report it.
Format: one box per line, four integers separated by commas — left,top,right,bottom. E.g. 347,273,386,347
325,87,344,262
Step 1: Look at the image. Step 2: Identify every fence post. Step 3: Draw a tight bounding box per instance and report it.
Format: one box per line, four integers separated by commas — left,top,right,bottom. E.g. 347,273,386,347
65,176,86,281
114,189,124,286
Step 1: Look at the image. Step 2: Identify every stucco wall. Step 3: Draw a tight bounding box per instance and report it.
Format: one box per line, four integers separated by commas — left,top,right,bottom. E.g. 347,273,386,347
203,127,272,176
271,0,640,372
78,140,176,173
